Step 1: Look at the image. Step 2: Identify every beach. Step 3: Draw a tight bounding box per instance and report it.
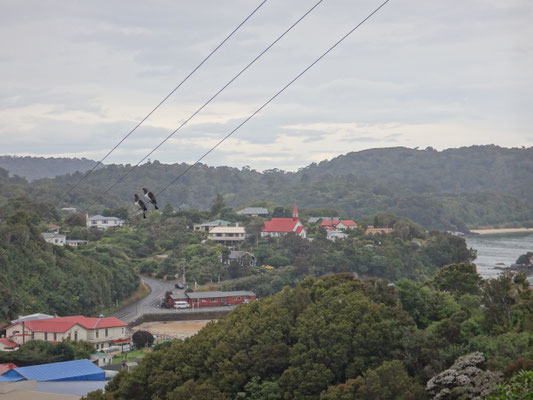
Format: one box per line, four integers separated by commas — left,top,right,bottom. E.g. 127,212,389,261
469,228,533,235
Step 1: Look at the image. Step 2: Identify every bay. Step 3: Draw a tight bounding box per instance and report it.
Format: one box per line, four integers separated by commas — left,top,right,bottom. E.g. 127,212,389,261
465,232,533,280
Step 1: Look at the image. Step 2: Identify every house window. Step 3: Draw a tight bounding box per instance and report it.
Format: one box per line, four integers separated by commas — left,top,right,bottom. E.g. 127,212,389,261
122,328,124,333
44,332,48,340
96,330,99,338
211,298,216,302
91,221,97,225
54,333,57,341
74,331,78,341
105,328,109,337
103,220,108,224
216,233,222,237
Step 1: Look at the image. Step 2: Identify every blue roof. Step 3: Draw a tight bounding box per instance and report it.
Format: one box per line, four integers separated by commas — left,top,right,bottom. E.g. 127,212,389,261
10,359,105,382
0,374,24,382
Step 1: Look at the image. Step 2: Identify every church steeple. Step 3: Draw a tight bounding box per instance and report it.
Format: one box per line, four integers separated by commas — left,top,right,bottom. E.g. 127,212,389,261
292,204,299,220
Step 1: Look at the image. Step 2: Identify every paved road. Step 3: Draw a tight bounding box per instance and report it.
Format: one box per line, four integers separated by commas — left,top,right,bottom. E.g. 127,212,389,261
112,276,178,323
111,276,237,324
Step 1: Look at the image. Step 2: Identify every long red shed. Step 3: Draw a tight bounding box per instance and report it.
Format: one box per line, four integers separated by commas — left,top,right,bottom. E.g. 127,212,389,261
186,291,256,308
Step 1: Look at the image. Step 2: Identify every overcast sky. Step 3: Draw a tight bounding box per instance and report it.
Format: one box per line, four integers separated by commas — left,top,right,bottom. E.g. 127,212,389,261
1,0,531,171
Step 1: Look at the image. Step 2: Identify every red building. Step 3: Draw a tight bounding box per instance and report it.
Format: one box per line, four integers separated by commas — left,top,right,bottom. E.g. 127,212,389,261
187,291,256,308
166,291,256,308
167,293,188,307
261,205,307,238
320,220,357,230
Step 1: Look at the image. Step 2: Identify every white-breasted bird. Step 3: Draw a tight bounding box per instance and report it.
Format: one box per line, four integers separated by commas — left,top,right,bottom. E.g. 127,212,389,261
142,188,158,210
134,194,148,218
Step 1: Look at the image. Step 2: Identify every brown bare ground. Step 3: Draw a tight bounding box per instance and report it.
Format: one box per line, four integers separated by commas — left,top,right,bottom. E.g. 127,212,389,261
133,320,214,340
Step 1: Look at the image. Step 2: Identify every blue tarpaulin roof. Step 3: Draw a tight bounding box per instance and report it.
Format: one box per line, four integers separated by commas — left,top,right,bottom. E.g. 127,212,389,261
3,359,105,382
0,374,24,382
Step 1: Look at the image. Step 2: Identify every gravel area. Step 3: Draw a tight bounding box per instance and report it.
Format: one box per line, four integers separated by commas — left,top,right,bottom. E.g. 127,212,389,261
133,320,214,340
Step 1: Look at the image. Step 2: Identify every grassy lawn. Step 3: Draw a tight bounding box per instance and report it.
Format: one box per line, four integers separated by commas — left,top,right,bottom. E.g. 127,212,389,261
112,348,149,364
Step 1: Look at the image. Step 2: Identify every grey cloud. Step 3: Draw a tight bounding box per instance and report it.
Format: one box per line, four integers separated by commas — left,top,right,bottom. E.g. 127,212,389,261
0,0,531,171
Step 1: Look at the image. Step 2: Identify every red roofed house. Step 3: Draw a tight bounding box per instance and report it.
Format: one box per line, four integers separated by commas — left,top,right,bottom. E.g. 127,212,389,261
5,316,131,351
320,220,357,231
0,362,17,374
0,338,18,352
261,205,307,238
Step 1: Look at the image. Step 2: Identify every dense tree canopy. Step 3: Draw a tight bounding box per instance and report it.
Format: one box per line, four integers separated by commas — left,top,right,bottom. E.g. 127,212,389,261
86,268,533,400
0,199,138,322
2,145,533,231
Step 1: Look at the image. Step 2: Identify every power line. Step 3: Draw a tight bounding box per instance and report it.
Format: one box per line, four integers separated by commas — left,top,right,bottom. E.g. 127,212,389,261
59,0,268,203
92,0,325,204
155,0,392,198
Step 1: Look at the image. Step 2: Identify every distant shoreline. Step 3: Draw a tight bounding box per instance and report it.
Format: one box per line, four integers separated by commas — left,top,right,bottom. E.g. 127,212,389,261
469,228,533,235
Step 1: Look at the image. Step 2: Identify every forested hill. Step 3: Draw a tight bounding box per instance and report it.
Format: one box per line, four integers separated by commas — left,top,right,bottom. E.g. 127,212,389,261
4,145,533,231
0,199,138,322
301,145,533,201
0,155,98,181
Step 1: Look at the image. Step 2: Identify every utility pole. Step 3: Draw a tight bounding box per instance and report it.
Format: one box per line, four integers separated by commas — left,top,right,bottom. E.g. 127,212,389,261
181,259,187,285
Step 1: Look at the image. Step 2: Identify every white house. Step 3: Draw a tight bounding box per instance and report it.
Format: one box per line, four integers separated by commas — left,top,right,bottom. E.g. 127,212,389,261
193,219,231,232
327,230,348,241
207,225,246,246
6,316,132,351
218,250,257,266
87,215,125,230
41,232,66,246
66,240,89,247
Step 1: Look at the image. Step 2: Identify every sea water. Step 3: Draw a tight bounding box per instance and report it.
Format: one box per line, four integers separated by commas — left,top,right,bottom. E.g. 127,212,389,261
465,233,533,280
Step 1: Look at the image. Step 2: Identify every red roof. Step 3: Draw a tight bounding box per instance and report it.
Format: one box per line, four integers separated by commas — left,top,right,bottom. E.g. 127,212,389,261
340,220,357,226
0,363,17,374
0,339,18,349
11,316,127,333
262,218,300,233
320,220,335,227
295,226,305,235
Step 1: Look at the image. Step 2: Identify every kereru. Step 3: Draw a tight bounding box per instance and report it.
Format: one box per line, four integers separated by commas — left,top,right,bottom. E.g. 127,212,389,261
142,188,158,210
134,194,148,218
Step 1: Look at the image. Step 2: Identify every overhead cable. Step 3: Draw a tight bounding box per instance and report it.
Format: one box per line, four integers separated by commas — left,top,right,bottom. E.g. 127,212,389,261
155,0,392,197
59,0,268,203
92,0,325,202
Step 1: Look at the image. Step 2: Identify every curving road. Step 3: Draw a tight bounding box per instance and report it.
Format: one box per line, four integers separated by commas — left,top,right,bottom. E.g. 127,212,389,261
112,276,179,323
111,276,237,324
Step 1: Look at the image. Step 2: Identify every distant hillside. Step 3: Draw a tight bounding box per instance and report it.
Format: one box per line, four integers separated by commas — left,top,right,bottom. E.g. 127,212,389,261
0,155,98,181
10,145,533,231
301,145,533,201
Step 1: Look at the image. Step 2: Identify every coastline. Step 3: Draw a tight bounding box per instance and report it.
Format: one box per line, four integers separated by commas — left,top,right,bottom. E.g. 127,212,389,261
469,228,533,235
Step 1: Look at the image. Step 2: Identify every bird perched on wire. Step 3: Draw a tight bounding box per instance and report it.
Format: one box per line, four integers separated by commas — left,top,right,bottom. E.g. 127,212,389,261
142,188,159,210
134,194,148,218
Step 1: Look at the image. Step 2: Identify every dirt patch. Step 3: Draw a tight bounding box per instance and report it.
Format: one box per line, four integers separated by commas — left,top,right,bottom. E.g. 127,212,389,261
133,320,214,340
